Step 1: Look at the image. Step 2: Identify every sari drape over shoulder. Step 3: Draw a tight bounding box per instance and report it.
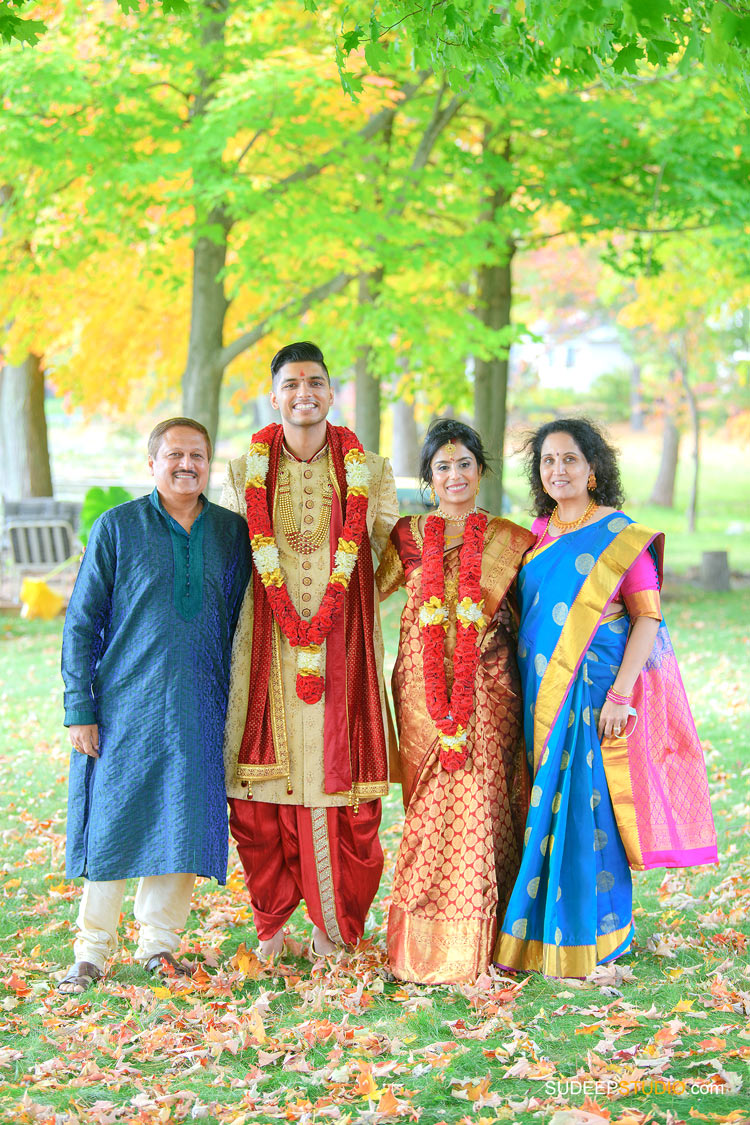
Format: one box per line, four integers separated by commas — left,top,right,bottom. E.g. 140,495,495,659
495,513,717,978
378,515,535,984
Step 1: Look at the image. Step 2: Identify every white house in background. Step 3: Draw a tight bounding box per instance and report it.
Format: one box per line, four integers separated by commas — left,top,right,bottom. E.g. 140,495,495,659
511,323,633,391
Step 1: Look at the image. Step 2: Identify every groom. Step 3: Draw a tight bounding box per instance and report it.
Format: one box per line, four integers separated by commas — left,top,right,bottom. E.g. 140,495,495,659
220,341,399,957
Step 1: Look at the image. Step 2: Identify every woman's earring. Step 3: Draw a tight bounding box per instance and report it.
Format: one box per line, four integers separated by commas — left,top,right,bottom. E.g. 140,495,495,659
430,485,437,506
587,470,597,492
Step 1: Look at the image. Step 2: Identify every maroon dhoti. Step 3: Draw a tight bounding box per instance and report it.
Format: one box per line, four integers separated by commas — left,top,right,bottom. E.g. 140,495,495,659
229,799,383,946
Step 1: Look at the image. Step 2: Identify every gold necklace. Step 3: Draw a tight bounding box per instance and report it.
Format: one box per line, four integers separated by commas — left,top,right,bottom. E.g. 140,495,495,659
277,471,333,555
550,498,596,532
434,504,477,525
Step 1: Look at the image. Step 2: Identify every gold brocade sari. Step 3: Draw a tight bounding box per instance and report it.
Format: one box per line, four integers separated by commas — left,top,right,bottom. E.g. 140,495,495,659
376,515,534,984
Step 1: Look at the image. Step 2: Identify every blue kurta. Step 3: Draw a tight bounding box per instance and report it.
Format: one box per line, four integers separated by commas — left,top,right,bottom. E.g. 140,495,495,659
62,490,251,884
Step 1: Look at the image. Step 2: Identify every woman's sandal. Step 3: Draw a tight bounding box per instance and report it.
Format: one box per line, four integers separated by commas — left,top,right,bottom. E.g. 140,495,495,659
57,961,102,994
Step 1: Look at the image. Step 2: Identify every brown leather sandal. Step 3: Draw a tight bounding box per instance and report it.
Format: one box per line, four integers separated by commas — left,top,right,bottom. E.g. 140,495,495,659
144,951,193,977
57,961,102,993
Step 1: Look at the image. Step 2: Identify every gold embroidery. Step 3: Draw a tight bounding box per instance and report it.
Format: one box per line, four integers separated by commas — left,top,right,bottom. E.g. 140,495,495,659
375,539,405,599
235,620,291,785
311,807,344,945
494,919,632,977
352,781,389,798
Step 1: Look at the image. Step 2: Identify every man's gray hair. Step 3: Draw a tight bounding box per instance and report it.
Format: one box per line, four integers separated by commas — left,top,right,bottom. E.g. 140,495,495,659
148,418,213,461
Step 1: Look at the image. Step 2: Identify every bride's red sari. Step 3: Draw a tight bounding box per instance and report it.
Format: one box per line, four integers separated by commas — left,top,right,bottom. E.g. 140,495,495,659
377,514,534,984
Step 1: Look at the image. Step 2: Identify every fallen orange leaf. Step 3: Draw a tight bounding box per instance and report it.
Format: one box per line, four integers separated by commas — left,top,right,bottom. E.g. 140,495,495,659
376,1087,400,1115
352,1061,378,1099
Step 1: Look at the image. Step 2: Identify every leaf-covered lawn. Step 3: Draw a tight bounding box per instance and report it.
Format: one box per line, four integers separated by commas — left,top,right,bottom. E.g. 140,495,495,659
0,588,748,1124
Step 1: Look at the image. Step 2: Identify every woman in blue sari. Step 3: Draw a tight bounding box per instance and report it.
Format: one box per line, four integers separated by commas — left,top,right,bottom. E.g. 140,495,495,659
495,419,716,978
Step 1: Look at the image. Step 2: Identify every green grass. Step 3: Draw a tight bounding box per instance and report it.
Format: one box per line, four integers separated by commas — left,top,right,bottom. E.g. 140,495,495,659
1,583,748,1124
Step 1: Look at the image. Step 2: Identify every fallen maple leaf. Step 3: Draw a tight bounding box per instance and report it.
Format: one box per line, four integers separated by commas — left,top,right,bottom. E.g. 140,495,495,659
2,973,31,997
450,1076,492,1102
376,1086,401,1115
352,1061,378,1098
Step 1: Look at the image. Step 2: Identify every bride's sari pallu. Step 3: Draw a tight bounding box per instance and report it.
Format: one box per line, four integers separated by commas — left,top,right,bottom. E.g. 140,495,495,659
377,516,534,984
495,513,717,978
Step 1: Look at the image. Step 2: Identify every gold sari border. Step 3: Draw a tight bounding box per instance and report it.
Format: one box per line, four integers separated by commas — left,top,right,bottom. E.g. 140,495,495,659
494,919,632,978
601,730,644,869
388,903,496,985
533,523,661,773
481,519,536,623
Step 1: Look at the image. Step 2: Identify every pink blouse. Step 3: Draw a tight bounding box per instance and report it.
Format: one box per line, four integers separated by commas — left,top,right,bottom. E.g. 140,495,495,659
531,515,661,621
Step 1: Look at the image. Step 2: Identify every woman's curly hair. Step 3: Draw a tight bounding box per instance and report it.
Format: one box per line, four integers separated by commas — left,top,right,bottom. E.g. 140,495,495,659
523,417,625,517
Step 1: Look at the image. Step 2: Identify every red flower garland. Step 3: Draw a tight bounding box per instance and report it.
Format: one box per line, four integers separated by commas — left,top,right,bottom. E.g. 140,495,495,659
420,512,488,771
245,423,369,703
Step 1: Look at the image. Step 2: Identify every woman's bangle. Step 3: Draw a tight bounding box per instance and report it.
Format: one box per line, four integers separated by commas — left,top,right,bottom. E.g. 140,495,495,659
606,687,632,706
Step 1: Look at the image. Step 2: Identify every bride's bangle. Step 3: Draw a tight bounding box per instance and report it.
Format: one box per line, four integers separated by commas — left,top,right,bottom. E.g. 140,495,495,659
606,687,632,706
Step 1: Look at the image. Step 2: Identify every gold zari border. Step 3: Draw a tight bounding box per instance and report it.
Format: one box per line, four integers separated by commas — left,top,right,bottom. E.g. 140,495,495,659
234,619,291,786
388,903,496,985
494,919,632,978
625,588,662,620
311,806,345,946
351,781,388,798
532,523,660,773
600,729,644,869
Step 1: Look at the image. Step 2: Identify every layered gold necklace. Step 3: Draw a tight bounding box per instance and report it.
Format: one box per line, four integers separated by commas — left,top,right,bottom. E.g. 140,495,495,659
277,469,333,555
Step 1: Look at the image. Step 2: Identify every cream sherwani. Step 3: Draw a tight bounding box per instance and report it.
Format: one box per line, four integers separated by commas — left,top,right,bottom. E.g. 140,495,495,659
220,444,399,806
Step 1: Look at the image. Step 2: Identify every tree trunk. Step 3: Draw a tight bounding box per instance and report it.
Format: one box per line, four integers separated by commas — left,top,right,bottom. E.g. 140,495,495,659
473,132,513,517
181,204,231,445
630,365,644,431
180,0,231,448
0,353,53,499
473,246,514,517
681,368,700,533
391,398,420,478
354,272,384,453
648,410,680,507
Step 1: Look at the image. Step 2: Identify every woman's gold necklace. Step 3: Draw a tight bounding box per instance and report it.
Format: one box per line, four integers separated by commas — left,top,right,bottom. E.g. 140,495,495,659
550,497,597,532
434,504,477,524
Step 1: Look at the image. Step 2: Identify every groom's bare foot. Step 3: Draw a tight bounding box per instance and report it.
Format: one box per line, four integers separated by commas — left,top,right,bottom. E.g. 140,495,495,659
258,929,285,959
311,925,337,957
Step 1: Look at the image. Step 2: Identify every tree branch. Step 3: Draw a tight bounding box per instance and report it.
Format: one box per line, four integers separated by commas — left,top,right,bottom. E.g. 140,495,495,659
263,70,433,196
144,81,192,102
409,84,465,174
235,128,267,169
219,271,356,368
524,219,722,247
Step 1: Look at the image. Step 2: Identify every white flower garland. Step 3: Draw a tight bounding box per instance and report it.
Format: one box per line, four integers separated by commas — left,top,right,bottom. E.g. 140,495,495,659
456,596,488,631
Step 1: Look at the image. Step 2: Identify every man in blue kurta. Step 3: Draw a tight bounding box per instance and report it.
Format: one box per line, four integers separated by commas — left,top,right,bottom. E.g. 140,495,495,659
58,418,251,993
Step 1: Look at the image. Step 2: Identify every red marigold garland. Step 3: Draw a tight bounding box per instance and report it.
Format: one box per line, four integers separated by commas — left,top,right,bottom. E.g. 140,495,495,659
245,423,369,703
420,512,488,771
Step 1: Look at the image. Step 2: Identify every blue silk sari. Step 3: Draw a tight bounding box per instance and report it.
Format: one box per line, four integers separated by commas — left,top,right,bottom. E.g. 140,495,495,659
495,514,657,977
